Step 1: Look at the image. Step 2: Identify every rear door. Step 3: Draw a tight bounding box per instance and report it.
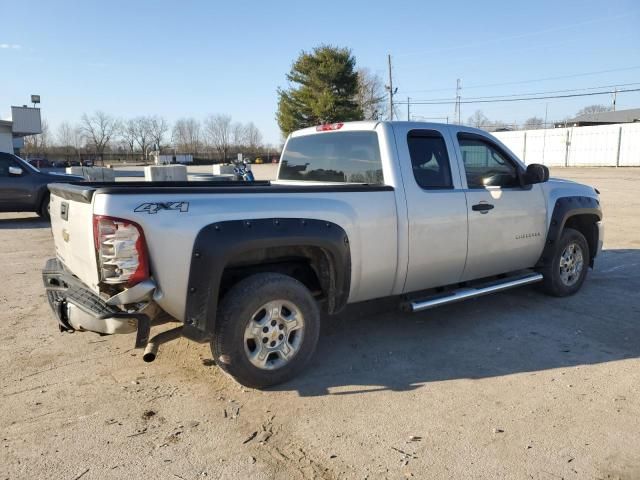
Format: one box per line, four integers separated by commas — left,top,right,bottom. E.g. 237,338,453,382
453,132,546,281
393,124,469,293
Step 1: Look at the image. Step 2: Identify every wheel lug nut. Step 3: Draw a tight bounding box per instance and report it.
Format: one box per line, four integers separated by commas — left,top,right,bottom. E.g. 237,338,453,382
278,334,284,340
271,320,277,326
270,341,276,347
262,327,269,333
278,324,284,330
262,337,268,343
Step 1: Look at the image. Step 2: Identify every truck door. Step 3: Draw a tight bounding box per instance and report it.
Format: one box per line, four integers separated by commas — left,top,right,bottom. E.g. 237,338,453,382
0,155,35,211
393,125,469,293
453,132,547,281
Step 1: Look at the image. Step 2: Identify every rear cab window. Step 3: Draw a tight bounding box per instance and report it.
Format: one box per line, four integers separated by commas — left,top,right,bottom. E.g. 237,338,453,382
407,130,453,189
279,131,384,184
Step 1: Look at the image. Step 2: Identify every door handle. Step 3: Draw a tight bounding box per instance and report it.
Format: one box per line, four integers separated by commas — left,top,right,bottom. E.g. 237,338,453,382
472,203,494,213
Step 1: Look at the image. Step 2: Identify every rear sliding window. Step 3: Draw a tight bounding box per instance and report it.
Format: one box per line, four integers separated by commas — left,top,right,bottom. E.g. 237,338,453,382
279,131,384,184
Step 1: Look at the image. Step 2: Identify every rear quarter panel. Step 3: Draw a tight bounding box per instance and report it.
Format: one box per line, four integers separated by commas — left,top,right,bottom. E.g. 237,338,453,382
93,190,399,321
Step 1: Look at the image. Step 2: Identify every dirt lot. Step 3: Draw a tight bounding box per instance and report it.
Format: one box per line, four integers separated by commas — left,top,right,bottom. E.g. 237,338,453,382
1,168,639,480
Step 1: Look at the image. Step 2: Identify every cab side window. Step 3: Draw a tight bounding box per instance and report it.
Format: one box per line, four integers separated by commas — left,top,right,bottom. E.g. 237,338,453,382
407,130,453,189
457,134,519,189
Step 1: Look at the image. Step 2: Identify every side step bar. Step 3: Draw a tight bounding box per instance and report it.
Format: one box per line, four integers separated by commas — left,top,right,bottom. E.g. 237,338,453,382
406,272,543,313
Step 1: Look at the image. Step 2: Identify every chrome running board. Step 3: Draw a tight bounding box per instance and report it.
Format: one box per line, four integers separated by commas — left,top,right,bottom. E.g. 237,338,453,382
407,272,543,313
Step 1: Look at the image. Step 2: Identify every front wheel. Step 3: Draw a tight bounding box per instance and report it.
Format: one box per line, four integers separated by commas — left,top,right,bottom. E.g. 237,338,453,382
38,193,51,221
540,227,589,297
211,272,321,388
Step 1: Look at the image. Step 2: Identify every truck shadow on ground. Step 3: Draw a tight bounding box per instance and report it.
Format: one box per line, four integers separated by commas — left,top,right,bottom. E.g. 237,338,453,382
0,215,50,229
274,249,640,397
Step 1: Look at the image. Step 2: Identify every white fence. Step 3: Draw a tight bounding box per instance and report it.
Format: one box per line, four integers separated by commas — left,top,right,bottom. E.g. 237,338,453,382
492,123,640,167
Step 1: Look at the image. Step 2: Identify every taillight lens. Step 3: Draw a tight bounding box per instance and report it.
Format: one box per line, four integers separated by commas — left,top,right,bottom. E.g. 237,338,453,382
93,215,149,286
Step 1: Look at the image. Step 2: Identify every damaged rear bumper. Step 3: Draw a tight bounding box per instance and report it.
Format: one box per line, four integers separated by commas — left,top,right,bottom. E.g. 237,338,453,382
42,258,153,347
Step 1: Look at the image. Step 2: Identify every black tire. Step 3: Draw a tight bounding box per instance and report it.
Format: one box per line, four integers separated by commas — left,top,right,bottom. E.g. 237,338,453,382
38,193,51,221
540,227,589,297
211,272,321,388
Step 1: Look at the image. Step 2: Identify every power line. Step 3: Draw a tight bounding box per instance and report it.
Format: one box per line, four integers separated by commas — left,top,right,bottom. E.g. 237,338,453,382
407,82,640,103
396,66,640,94
394,87,640,105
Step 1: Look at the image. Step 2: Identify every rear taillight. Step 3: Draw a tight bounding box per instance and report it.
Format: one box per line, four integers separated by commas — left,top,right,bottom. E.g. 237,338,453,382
93,215,149,286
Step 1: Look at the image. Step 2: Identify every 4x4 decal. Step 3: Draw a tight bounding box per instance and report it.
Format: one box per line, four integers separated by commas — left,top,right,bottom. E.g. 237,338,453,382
134,202,189,214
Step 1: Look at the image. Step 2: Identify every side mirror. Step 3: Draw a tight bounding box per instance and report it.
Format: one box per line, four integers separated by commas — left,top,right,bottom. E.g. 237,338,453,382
8,166,23,176
523,163,549,185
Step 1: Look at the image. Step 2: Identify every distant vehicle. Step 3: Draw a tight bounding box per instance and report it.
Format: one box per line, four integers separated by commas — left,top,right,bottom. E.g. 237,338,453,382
0,153,84,220
82,160,94,167
42,121,603,388
68,160,81,167
28,158,53,169
51,160,67,168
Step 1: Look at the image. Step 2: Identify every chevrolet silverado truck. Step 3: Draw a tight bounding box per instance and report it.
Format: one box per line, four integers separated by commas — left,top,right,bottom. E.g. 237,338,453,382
42,121,604,387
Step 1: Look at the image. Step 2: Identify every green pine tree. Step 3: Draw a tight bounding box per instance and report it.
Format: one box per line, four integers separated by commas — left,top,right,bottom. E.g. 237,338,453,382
277,45,363,137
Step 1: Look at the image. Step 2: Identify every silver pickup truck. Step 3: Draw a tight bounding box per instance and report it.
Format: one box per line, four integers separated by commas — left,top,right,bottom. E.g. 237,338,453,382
42,121,604,387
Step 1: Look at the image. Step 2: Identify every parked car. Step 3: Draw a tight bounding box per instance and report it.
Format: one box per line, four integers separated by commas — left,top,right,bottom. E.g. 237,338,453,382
42,121,603,388
28,158,53,169
0,152,84,220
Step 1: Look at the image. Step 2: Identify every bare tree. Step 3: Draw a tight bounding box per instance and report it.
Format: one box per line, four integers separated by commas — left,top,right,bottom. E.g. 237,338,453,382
80,111,119,164
149,116,169,151
121,119,138,155
231,122,246,147
172,118,201,154
23,119,50,157
57,122,73,147
467,110,489,128
356,68,387,120
204,114,232,161
576,104,609,117
524,117,544,129
133,116,153,163
56,122,75,160
244,122,262,149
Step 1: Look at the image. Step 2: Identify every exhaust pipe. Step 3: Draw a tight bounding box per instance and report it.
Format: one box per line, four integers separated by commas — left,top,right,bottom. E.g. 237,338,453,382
143,327,183,362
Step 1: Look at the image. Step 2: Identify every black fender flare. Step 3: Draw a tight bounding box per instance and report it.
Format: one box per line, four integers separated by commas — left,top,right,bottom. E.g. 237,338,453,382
536,196,602,268
182,218,351,342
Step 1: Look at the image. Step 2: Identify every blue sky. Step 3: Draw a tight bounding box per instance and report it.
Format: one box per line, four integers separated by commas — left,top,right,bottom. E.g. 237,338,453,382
1,0,639,144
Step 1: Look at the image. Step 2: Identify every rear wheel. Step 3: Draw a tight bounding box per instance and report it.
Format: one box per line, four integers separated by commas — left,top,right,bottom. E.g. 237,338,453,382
540,227,589,297
211,272,321,388
38,193,50,221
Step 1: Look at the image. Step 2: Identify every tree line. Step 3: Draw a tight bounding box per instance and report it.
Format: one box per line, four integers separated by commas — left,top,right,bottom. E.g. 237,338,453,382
23,113,270,163
464,104,612,131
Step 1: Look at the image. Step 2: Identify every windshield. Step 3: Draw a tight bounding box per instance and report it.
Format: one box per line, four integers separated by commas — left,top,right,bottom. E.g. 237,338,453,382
10,154,40,173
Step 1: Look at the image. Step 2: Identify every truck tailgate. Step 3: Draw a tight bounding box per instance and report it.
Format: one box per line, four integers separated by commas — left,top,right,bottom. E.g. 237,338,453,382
49,185,101,292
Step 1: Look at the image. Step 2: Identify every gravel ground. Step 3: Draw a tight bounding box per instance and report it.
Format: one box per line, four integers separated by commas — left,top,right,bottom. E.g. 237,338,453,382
1,168,639,480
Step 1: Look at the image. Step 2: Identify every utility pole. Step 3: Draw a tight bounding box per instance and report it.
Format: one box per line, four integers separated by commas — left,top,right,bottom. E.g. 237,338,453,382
454,78,462,124
612,88,617,111
407,97,410,121
386,54,396,121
